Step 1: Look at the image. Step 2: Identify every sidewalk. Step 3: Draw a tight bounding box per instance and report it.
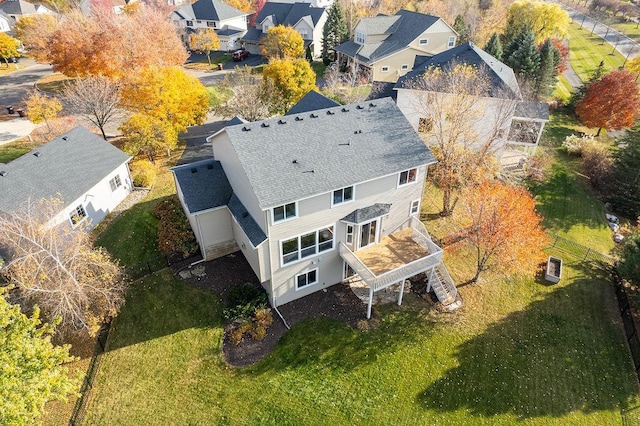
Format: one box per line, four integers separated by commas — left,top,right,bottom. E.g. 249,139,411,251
0,115,35,146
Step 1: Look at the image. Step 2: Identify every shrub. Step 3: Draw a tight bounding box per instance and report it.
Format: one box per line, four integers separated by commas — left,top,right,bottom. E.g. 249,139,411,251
154,197,198,259
253,308,273,328
130,159,157,188
561,133,595,156
581,142,613,190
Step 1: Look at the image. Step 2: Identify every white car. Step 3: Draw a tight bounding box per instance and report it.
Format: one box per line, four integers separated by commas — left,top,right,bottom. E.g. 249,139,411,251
606,213,619,224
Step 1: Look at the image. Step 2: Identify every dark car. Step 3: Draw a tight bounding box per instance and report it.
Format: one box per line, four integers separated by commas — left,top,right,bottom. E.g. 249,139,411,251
232,49,250,61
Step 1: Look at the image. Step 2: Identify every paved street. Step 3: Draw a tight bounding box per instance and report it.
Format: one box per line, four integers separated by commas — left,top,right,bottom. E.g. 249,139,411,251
0,59,53,108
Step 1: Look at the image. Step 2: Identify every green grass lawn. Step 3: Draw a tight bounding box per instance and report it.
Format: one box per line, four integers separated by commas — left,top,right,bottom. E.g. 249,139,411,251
206,86,233,108
184,53,233,71
552,75,572,103
0,138,38,163
567,23,625,82
610,22,640,44
83,261,640,424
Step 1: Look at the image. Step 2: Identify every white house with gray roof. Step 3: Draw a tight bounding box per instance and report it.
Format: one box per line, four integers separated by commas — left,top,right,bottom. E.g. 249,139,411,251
241,2,327,58
0,126,132,230
172,97,459,318
335,9,457,83
393,42,549,164
171,0,249,52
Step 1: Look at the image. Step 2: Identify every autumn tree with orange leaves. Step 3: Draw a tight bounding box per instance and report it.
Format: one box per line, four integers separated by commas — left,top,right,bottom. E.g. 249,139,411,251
455,181,549,284
576,69,640,136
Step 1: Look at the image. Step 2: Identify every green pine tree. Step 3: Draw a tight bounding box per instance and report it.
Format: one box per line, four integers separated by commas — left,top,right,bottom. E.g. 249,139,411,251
322,1,348,64
504,30,540,81
453,15,469,45
534,38,557,99
484,32,503,61
607,123,640,219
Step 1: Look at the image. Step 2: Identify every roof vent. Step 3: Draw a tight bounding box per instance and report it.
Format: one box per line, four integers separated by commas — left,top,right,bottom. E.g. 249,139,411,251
310,113,318,118
369,103,376,108
207,163,214,170
242,126,251,131
356,105,364,110
353,130,358,134
191,168,197,173
261,122,270,128
295,116,303,121
0,171,6,177
338,139,351,146
278,119,287,124
303,169,315,174
326,110,334,115
33,151,41,157
62,136,68,141
358,130,362,134
292,159,298,164
341,107,349,112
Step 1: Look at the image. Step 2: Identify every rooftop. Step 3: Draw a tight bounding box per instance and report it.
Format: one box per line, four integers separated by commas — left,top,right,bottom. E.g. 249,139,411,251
254,2,325,28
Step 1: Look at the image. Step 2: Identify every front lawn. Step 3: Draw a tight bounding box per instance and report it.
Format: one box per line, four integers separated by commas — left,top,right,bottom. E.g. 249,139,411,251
567,23,625,82
0,138,38,163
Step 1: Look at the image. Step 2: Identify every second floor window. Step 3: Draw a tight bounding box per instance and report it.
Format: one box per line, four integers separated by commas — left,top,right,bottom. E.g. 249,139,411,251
448,36,456,47
186,20,193,27
398,168,417,186
273,202,296,223
299,29,308,39
207,21,217,28
356,32,365,43
332,186,354,206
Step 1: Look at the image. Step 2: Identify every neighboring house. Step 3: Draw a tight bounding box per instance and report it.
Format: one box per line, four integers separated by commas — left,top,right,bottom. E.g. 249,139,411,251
0,126,132,230
241,2,327,58
79,0,129,15
0,0,52,21
273,0,334,9
171,0,249,52
335,9,457,83
0,10,16,32
172,97,459,319
284,89,339,115
393,42,549,163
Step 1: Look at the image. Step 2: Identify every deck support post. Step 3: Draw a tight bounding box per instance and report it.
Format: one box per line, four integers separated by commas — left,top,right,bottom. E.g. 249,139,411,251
427,269,434,293
398,280,405,306
367,287,374,319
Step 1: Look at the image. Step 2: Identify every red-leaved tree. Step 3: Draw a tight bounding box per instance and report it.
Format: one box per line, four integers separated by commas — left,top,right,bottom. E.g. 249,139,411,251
576,69,640,136
455,181,550,283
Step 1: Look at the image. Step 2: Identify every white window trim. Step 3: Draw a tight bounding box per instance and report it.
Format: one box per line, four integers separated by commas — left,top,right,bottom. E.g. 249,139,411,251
295,268,318,290
381,66,389,72
410,199,420,216
397,168,418,188
69,204,87,227
272,201,298,224
279,224,335,267
419,38,428,45
357,218,380,250
448,36,456,47
110,174,122,192
331,186,355,208
346,225,354,245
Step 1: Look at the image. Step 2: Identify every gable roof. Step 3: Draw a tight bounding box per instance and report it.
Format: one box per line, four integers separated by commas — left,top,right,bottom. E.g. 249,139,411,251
0,0,37,15
0,10,16,30
217,97,435,210
342,203,391,224
396,42,521,99
171,159,267,246
255,2,325,27
285,90,339,115
335,10,442,64
175,0,247,22
0,126,131,213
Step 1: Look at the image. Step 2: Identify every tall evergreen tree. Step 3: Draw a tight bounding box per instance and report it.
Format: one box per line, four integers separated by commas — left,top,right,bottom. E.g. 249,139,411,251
607,123,640,219
534,38,557,99
321,2,348,63
484,32,502,61
504,29,540,81
453,15,469,45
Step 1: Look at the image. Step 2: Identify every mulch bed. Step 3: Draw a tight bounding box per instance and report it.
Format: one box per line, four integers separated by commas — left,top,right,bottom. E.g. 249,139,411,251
176,252,367,367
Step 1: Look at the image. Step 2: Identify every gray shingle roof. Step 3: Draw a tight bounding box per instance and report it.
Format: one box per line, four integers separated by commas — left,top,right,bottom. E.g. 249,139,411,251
172,159,232,213
0,126,131,213
367,81,397,101
241,26,264,42
217,26,244,36
227,194,267,246
254,2,325,27
285,90,339,115
177,0,246,22
396,42,521,99
514,101,550,121
0,0,37,16
335,10,441,64
171,159,267,247
219,97,436,210
227,116,248,126
342,203,391,224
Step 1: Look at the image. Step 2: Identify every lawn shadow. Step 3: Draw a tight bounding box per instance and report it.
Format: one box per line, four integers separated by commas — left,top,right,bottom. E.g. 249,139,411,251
416,262,639,419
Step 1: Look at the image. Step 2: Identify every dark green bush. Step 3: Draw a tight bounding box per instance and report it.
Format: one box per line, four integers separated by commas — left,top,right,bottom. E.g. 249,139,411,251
223,283,268,321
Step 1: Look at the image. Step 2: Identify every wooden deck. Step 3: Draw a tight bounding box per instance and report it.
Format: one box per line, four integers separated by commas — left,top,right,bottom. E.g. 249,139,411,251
354,228,430,275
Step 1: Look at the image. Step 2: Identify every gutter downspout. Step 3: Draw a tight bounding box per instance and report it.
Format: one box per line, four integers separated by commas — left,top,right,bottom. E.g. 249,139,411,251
265,209,290,328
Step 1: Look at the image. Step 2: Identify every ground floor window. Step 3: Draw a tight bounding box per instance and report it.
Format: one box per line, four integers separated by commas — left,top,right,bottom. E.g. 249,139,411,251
296,269,318,289
69,204,87,226
109,174,122,191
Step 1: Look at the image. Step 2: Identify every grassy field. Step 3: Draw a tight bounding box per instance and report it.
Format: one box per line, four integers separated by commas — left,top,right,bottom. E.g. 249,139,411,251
566,23,625,82
552,75,572,103
207,86,233,108
610,22,640,43
36,73,74,94
184,53,233,71
0,138,39,163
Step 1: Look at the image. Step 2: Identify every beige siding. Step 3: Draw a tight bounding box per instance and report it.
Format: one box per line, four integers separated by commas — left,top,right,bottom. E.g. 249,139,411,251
195,208,237,260
211,132,267,230
269,165,429,306
231,217,271,283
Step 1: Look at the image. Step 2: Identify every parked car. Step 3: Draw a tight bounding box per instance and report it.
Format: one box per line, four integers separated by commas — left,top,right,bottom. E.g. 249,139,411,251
232,49,250,61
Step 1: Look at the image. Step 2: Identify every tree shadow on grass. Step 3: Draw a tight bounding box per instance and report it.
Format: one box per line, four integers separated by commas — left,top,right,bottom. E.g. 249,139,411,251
416,263,639,420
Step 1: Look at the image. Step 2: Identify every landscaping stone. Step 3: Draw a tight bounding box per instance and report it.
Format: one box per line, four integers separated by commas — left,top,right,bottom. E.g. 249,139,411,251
178,270,192,280
191,265,206,277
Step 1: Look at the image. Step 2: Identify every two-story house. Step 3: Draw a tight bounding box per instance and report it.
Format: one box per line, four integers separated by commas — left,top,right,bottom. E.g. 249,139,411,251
171,97,459,319
171,0,249,52
393,42,549,165
241,2,327,58
0,0,52,22
335,9,457,83
0,126,132,230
